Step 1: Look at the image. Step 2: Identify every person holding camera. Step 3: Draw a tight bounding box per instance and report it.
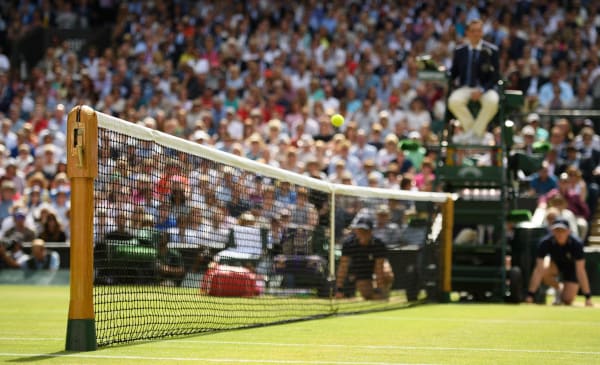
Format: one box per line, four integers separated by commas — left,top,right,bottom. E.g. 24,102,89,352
0,233,29,269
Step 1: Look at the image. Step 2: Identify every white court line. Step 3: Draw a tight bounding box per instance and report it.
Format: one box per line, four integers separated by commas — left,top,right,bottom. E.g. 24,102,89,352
0,353,436,365
1,338,599,356
349,316,600,326
165,341,600,355
0,337,62,341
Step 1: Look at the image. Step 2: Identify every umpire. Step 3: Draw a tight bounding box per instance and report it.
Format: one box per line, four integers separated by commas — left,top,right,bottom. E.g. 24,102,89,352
525,217,593,306
335,217,394,300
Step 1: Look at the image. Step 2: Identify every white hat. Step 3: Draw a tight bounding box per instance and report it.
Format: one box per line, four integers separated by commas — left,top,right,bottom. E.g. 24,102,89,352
408,131,421,139
522,126,535,136
191,130,209,141
526,113,540,123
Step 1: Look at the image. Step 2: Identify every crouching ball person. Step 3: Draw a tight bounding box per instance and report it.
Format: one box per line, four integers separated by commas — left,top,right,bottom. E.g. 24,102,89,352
336,217,394,300
526,217,593,306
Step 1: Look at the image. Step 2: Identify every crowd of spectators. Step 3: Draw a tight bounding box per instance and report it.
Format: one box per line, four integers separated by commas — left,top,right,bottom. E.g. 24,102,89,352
0,0,600,273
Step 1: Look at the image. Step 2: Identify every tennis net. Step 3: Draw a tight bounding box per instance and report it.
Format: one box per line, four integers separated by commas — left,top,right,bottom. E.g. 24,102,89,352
66,107,454,348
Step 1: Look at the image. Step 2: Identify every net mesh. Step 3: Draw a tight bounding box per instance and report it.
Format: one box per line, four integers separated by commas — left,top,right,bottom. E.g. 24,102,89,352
91,112,449,347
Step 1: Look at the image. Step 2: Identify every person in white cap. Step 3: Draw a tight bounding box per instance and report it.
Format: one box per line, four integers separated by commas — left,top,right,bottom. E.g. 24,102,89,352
525,217,593,306
525,112,549,142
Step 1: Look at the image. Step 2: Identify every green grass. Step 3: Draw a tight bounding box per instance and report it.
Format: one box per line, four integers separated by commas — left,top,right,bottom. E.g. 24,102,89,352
1,285,600,365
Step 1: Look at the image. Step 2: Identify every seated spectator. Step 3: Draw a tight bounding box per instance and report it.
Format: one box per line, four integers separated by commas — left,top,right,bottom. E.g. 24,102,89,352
155,202,177,231
0,234,29,269
1,158,26,197
389,149,415,175
3,207,36,243
355,159,382,187
93,208,112,244
15,144,33,171
350,129,378,163
22,238,60,271
413,158,436,191
37,212,67,243
217,212,263,265
534,198,582,240
556,144,581,177
303,157,327,180
528,161,558,197
328,160,348,184
513,125,537,154
24,185,48,212
276,180,296,207
373,204,403,247
50,186,70,226
289,187,318,229
104,211,134,242
0,180,17,223
167,213,202,248
376,134,400,171
575,126,600,156
226,185,251,219
382,163,401,190
564,167,589,211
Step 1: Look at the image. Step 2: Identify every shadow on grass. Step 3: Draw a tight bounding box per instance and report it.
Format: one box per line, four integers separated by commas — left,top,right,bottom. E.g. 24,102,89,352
7,350,75,363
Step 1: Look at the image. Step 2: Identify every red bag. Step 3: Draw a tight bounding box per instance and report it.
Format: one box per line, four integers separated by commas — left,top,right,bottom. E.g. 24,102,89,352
201,264,262,297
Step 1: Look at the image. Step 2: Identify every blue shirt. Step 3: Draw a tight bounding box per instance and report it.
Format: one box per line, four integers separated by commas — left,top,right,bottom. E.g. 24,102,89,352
529,174,558,195
22,251,60,271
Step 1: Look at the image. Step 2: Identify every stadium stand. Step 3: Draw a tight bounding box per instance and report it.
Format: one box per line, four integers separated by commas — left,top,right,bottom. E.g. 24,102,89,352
0,0,600,294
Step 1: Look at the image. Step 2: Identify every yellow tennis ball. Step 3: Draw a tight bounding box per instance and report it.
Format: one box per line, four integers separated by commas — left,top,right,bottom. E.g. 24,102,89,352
331,114,345,127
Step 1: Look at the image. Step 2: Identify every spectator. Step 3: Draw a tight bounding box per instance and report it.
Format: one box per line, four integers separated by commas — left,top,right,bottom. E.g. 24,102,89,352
22,238,60,271
376,134,400,171
0,0,599,283
0,234,29,269
405,97,432,132
167,212,202,248
538,71,574,109
0,180,16,223
356,159,383,187
2,158,25,196
290,187,318,229
3,207,36,243
349,129,378,164
37,212,67,243
372,204,403,248
328,140,362,177
528,161,558,197
524,113,549,142
105,211,134,242
413,157,436,191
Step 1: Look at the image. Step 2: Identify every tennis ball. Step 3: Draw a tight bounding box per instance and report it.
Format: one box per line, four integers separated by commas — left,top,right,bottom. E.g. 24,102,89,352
331,114,345,127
